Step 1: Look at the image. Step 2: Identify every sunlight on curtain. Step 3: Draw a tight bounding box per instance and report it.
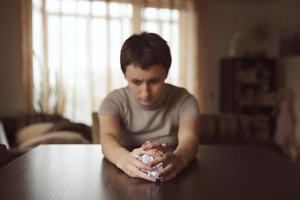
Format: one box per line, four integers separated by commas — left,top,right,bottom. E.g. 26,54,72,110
142,7,180,85
32,0,197,124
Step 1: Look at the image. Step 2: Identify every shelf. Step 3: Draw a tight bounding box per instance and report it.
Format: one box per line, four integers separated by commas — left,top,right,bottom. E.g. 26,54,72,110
220,57,277,137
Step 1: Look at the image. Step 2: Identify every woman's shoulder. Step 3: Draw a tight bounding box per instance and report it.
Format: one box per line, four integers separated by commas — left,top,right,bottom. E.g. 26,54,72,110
165,84,200,115
105,87,129,101
165,84,198,108
99,87,129,115
166,84,194,98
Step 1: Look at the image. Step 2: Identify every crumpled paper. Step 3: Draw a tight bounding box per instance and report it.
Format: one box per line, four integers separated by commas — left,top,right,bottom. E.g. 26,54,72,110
136,154,163,181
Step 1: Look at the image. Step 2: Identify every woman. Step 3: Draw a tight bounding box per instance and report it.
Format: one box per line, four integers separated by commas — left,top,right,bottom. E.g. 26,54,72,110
99,32,200,182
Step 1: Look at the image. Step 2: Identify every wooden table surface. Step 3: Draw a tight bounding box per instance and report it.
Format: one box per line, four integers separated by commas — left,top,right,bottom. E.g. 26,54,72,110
0,144,300,200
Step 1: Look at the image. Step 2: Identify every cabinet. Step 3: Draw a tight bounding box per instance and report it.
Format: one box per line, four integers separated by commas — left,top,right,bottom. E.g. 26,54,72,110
220,57,277,139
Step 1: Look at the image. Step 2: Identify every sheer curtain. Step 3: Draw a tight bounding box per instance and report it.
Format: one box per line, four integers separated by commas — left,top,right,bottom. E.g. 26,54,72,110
25,0,201,124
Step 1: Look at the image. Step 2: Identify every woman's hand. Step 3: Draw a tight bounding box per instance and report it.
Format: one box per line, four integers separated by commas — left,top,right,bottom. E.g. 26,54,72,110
141,140,168,153
116,146,165,182
141,140,188,182
157,153,188,182
144,151,187,182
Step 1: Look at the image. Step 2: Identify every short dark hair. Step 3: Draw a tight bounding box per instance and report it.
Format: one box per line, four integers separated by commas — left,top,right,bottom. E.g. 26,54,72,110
120,32,172,74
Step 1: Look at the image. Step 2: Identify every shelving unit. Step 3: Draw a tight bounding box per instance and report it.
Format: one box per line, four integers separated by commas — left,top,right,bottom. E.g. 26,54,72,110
220,57,277,140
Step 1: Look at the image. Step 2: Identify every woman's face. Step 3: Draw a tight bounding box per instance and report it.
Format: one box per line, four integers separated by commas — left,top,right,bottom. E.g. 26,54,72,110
125,64,167,107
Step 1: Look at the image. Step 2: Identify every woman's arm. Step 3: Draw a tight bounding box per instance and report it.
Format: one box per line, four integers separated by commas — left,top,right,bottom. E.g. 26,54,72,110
144,116,199,182
100,115,159,182
100,115,128,165
173,115,200,165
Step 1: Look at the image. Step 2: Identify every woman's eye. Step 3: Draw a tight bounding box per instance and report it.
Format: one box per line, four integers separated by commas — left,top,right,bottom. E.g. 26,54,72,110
149,79,160,84
132,80,142,85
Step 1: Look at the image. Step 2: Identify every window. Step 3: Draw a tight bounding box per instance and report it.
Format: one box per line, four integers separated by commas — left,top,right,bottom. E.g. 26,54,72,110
32,0,196,124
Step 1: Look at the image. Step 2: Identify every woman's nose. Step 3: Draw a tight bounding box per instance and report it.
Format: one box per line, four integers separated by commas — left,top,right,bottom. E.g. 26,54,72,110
140,83,150,97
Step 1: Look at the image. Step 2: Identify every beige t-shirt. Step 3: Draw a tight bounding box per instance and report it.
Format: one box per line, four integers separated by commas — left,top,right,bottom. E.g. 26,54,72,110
99,84,200,146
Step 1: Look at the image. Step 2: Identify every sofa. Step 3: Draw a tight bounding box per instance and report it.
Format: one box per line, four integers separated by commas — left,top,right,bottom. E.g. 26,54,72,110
0,113,92,166
91,112,282,154
197,113,281,153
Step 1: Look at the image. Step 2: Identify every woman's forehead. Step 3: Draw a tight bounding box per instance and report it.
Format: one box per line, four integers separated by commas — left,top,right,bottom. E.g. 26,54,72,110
125,64,166,79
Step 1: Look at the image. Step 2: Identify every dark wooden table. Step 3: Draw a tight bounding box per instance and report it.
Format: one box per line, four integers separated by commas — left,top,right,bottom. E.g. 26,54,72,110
0,144,300,200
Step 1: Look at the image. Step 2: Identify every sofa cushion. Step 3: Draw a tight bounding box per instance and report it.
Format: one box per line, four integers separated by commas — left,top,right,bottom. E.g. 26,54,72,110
15,122,55,146
199,115,218,143
217,114,239,142
18,131,91,149
199,114,254,144
46,121,91,141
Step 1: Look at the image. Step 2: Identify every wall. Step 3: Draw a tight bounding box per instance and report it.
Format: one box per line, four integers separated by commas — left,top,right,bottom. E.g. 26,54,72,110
206,0,300,113
279,57,300,140
0,0,25,116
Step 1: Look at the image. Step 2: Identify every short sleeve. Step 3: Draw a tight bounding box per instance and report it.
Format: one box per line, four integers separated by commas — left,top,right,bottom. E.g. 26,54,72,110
99,91,122,117
178,94,200,121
